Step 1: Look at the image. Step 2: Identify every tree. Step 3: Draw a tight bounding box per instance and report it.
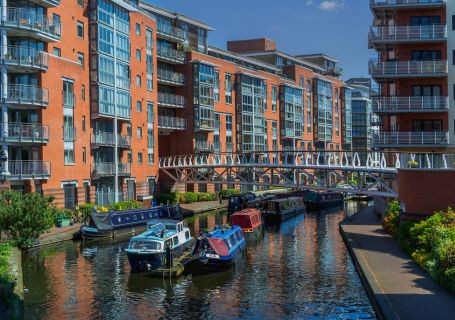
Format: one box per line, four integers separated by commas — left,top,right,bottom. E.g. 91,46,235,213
0,191,58,249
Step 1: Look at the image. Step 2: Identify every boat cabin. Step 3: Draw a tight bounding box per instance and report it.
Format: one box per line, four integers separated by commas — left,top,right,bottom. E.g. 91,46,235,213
266,197,305,213
229,209,262,233
202,226,245,258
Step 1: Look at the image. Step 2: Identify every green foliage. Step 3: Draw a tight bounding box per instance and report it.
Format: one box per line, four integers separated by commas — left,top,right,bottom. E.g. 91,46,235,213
0,191,58,249
156,191,219,204
181,192,198,204
218,189,240,199
0,242,15,305
382,200,400,237
197,192,217,202
156,192,178,205
108,200,142,211
55,208,74,220
77,203,96,221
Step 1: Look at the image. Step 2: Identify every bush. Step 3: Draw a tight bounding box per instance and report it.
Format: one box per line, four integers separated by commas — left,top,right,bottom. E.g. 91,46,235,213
156,192,178,205
197,192,217,202
181,192,198,204
219,189,240,199
382,200,400,237
0,191,58,249
109,200,142,211
77,203,95,221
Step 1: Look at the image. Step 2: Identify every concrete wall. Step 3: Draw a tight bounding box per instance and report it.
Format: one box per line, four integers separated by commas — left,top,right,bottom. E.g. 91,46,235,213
398,169,455,214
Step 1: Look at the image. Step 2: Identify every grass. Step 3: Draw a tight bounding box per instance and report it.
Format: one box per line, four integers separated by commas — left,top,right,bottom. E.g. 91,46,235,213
0,242,14,284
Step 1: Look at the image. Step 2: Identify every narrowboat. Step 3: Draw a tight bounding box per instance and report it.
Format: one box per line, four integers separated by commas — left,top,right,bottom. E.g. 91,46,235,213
125,219,193,272
227,192,276,215
305,191,344,210
229,208,263,241
187,226,246,273
264,197,306,223
80,205,182,241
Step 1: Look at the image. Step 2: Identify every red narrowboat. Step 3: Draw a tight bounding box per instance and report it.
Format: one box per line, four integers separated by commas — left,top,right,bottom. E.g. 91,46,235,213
229,209,263,241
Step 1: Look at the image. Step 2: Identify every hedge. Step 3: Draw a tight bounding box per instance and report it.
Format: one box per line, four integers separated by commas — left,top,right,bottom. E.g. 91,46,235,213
156,191,222,204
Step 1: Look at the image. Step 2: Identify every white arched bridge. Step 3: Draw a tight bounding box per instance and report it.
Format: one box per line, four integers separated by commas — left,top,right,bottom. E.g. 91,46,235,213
158,151,455,198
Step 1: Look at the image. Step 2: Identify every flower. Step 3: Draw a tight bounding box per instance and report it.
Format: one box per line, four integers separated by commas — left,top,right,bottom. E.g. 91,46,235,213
407,160,419,167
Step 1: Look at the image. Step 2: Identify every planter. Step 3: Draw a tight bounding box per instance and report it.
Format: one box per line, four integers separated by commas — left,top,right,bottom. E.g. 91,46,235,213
55,217,71,228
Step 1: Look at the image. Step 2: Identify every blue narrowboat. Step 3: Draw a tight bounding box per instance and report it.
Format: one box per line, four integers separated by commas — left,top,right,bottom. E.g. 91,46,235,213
80,205,182,241
125,219,193,272
187,226,246,273
305,191,344,210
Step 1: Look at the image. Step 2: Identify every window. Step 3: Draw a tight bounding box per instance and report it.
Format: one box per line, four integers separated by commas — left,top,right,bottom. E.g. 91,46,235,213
77,21,84,38
453,15,455,31
138,152,143,164
64,149,75,164
136,49,141,61
64,184,77,209
226,114,232,131
53,47,61,57
272,86,277,112
146,28,153,49
410,16,441,26
127,152,132,163
148,153,154,165
225,73,232,104
126,124,132,136
82,147,86,163
412,120,442,132
135,23,141,35
411,50,441,61
53,14,61,29
147,102,154,123
299,77,305,88
82,116,86,131
81,84,85,101
136,101,142,112
136,75,141,87
137,127,142,138
77,52,84,67
214,71,220,102
148,129,154,148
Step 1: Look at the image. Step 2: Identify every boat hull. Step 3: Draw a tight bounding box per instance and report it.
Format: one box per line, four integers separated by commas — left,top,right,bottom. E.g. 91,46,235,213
244,224,264,242
264,207,306,224
187,242,246,274
81,225,147,242
306,199,344,211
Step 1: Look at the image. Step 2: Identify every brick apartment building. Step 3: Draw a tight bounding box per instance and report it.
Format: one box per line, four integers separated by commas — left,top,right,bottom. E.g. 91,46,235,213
369,0,455,153
0,0,353,207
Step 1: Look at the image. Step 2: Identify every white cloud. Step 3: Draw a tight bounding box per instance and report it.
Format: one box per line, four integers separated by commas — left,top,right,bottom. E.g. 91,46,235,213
319,0,344,11
306,0,314,5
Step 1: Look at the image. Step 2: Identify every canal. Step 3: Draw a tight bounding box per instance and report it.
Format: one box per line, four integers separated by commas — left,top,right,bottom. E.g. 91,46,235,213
23,201,376,319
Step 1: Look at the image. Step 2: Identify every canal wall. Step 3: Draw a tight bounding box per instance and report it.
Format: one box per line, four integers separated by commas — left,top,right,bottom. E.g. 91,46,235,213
0,247,24,320
340,206,455,320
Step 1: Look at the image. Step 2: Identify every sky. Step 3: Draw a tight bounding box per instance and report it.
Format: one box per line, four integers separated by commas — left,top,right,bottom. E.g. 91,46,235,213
150,0,374,80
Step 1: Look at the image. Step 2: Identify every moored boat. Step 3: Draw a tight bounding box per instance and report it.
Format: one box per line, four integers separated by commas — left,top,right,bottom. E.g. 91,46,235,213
229,208,263,241
187,226,246,273
80,205,182,241
305,191,344,210
125,219,193,272
227,192,276,215
264,197,306,223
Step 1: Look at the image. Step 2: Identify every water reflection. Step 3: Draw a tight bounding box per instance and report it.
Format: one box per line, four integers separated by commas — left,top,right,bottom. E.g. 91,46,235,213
23,201,375,319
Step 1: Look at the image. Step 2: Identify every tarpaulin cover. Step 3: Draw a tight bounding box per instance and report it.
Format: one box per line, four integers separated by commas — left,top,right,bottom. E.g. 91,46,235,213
207,238,229,256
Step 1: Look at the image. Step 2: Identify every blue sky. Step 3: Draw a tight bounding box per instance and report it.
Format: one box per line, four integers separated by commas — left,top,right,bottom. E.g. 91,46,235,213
150,0,374,80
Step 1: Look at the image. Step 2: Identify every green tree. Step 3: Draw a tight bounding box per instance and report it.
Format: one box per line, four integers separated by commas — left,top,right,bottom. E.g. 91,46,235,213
0,191,58,249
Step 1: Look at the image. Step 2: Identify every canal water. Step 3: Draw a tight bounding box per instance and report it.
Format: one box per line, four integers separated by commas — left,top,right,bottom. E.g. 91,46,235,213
22,201,376,320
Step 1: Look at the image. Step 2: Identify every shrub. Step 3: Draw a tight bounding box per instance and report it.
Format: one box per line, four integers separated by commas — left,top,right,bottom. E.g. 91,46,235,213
181,192,198,204
219,189,240,199
77,203,95,221
156,192,178,205
197,192,217,202
109,200,142,211
382,200,400,237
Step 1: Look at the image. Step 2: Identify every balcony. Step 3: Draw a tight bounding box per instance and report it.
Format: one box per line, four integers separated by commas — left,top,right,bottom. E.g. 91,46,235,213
63,126,76,142
91,163,131,177
158,116,186,131
91,132,131,149
2,84,49,107
226,143,234,153
0,123,49,144
94,104,131,120
194,141,222,153
369,59,447,78
3,7,61,42
373,131,449,147
7,160,51,179
369,25,446,47
157,68,186,86
157,46,185,64
370,0,446,11
373,96,449,113
156,24,186,42
1,46,48,72
158,92,186,109
29,0,61,7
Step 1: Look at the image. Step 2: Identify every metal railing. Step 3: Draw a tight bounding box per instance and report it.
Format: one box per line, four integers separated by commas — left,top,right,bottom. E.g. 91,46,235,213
157,68,185,85
63,126,76,141
373,131,449,146
2,84,49,106
369,59,447,76
369,25,446,42
158,92,186,108
91,132,131,148
8,160,51,178
194,141,222,152
156,45,185,63
370,0,446,6
29,0,61,7
373,96,449,112
1,122,49,143
2,46,48,70
91,163,131,176
158,116,186,130
156,23,186,42
4,7,61,39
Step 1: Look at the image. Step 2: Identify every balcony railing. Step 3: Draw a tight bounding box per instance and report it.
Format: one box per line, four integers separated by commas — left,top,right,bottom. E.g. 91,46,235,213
158,116,186,130
29,0,61,7
63,126,76,142
157,46,185,64
194,141,222,153
370,0,446,8
156,24,186,42
91,163,131,177
91,132,131,148
2,46,48,70
8,160,51,179
373,96,449,113
157,68,186,86
4,7,61,40
373,131,449,146
2,84,49,106
369,25,446,43
1,122,49,143
158,92,186,109
369,59,448,77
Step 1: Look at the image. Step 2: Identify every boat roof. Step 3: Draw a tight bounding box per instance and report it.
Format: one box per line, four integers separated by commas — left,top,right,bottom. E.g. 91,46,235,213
230,208,261,218
131,223,177,241
207,226,242,239
147,219,181,226
269,197,303,203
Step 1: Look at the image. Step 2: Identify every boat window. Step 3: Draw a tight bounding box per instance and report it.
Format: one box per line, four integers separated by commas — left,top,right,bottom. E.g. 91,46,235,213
173,236,179,247
185,231,190,240
165,239,172,248
233,231,240,243
164,224,177,231
226,236,234,249
129,240,162,251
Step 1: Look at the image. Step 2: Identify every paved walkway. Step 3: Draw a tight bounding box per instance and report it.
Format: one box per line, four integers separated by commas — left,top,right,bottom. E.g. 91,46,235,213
340,206,455,320
180,200,227,215
30,223,81,248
